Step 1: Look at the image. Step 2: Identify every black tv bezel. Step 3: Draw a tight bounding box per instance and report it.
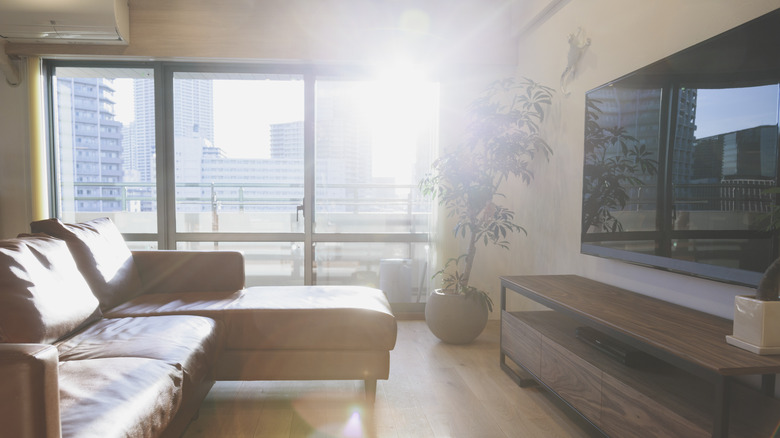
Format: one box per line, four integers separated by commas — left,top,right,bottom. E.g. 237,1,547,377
579,8,780,289
580,243,764,287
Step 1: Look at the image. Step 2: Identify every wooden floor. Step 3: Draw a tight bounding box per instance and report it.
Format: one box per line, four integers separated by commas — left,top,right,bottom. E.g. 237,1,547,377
182,320,597,438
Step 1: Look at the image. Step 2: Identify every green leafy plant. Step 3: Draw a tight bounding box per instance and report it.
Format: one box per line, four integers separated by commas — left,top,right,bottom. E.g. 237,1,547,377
756,257,780,301
420,77,554,310
433,255,494,312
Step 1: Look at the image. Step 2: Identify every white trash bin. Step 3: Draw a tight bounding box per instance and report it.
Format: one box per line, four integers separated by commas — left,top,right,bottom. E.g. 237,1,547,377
379,258,412,303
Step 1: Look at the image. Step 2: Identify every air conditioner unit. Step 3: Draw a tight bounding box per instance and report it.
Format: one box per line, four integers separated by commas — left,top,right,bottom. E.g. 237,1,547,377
0,0,129,44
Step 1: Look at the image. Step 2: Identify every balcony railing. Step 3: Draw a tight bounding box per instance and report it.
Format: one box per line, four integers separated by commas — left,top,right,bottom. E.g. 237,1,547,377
64,181,433,298
66,181,432,226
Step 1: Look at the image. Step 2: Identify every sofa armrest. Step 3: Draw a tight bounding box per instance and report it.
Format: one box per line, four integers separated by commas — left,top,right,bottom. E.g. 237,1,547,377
0,344,61,438
132,250,245,294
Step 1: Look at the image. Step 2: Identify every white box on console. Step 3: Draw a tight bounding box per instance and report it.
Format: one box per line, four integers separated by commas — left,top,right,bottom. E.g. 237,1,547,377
726,295,780,355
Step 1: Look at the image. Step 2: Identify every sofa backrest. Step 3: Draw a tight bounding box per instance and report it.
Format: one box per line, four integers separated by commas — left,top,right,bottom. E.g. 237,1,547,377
0,234,102,344
31,218,143,311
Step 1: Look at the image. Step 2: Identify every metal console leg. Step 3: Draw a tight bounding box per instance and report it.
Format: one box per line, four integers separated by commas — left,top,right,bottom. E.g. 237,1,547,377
713,376,731,438
761,374,776,396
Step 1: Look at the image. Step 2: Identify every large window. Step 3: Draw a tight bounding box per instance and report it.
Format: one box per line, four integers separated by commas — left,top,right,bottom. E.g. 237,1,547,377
171,72,305,235
47,62,438,305
51,66,157,240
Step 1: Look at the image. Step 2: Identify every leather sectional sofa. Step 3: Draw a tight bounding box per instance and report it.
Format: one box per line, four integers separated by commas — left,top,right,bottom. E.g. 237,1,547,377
0,217,397,438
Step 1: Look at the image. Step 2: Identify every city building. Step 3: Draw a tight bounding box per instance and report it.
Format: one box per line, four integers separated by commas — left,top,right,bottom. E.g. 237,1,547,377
55,77,124,213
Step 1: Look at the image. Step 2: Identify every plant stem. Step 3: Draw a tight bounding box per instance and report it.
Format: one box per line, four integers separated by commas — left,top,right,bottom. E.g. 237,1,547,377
462,227,479,290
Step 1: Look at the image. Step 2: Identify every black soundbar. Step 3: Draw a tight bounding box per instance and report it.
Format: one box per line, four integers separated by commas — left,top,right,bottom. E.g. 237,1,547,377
575,326,655,368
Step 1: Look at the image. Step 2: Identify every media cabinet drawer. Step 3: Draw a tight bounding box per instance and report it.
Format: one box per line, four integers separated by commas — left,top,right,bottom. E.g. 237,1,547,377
501,311,541,377
541,337,603,424
600,373,707,438
500,276,780,438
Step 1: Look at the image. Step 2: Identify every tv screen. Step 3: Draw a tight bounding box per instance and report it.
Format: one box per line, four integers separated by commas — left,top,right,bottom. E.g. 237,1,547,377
581,9,780,287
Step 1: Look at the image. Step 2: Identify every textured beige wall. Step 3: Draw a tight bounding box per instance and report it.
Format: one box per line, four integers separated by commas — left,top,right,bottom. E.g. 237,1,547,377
484,0,780,319
5,0,518,66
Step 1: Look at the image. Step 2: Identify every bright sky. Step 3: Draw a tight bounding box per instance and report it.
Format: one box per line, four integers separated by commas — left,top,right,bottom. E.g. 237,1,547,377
694,84,779,138
112,78,134,124
211,76,438,183
213,80,304,159
109,72,439,183
361,79,439,181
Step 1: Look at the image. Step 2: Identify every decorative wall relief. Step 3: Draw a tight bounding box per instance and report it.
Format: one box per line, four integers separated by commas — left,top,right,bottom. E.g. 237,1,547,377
560,27,590,96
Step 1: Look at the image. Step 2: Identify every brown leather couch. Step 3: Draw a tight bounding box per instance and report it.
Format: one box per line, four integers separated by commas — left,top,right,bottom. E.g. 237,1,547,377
0,218,397,438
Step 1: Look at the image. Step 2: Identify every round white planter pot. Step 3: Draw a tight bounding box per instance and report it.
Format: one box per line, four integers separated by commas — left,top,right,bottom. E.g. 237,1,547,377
425,289,489,344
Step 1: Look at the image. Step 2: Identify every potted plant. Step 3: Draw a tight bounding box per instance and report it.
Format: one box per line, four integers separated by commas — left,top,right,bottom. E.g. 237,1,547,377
419,77,554,344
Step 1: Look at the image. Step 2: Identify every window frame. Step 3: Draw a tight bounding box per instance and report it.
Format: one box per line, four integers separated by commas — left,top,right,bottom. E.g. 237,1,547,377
44,59,435,299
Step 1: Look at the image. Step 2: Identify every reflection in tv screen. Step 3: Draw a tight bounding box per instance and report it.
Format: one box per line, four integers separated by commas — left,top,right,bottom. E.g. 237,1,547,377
582,80,779,286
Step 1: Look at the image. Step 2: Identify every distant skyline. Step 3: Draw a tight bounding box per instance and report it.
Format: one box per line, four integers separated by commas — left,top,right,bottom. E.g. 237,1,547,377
108,75,439,184
112,78,304,160
695,84,779,138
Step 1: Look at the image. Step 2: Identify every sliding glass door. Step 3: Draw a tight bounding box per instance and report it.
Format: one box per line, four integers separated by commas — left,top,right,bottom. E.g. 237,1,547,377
313,78,437,303
169,71,307,285
47,61,438,305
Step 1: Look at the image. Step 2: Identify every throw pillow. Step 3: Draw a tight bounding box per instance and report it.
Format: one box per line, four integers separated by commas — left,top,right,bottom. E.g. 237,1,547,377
0,234,101,343
31,217,143,310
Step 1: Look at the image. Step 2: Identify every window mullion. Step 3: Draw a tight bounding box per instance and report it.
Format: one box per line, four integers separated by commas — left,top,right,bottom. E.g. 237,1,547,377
159,63,176,250
304,71,315,285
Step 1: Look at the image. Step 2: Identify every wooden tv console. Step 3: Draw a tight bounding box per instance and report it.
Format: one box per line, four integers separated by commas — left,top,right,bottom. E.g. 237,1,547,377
499,275,780,438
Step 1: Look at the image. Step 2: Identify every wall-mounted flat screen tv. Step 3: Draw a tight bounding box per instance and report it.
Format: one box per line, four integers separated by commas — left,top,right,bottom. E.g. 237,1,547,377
581,9,780,287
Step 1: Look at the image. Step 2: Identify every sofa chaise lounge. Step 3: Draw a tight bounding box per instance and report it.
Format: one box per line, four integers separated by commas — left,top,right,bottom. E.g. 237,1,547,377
0,217,397,438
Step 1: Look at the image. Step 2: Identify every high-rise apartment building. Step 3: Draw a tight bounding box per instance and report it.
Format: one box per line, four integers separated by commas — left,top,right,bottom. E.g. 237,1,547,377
56,77,124,212
125,78,215,184
692,125,778,212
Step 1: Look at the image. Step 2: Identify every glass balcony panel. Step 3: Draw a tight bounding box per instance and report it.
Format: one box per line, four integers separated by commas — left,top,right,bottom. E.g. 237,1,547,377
176,241,305,286
314,242,431,304
125,241,159,250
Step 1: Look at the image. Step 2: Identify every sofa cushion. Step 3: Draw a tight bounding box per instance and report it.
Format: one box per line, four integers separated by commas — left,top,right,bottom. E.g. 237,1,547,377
106,286,397,351
0,235,101,344
59,357,183,438
56,315,221,386
132,250,246,294
31,218,143,310
222,286,398,350
105,290,244,319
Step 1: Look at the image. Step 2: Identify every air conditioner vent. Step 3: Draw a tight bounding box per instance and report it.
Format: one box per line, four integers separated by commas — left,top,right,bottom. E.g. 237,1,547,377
0,0,129,45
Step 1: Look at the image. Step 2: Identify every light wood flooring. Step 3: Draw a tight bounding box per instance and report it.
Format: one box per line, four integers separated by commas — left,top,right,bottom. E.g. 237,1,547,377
182,320,597,438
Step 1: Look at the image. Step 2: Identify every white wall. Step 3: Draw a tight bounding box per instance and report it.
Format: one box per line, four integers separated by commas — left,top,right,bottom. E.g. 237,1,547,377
471,0,780,320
